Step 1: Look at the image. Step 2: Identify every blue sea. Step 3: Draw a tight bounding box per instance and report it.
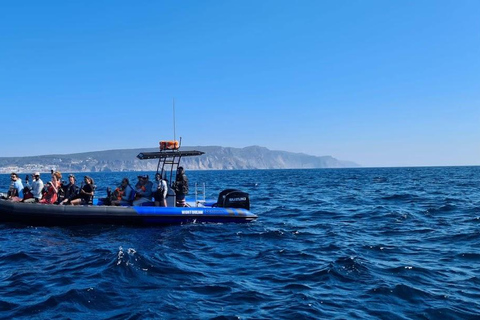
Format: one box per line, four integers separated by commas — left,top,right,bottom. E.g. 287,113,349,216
0,167,479,319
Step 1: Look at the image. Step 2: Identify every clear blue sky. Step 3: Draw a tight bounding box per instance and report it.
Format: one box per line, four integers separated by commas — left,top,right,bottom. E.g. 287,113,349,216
1,0,479,167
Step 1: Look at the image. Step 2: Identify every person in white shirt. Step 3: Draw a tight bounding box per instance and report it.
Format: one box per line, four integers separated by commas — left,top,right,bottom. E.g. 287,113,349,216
152,173,168,207
30,172,44,202
23,172,43,203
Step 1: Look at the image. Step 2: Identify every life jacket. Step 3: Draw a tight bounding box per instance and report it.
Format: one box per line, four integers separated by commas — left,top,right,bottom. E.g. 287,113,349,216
113,187,124,201
135,186,145,200
159,140,179,151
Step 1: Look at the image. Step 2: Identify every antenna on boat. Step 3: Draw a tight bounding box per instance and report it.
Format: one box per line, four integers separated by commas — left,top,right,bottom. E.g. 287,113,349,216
173,98,176,143
173,98,182,148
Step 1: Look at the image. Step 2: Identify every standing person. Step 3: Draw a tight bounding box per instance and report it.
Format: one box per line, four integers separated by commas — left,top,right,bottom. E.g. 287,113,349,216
60,174,79,205
111,178,134,206
30,172,44,202
174,166,189,207
152,173,168,207
133,175,153,206
69,176,95,205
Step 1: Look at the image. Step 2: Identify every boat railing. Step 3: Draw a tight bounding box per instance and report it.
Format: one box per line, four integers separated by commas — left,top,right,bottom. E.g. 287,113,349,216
194,183,206,207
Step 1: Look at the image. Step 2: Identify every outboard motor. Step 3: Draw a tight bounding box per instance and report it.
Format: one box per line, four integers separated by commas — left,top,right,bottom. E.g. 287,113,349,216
216,189,250,210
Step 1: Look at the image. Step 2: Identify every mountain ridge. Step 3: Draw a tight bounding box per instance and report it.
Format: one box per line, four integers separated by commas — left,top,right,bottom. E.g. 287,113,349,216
0,146,360,173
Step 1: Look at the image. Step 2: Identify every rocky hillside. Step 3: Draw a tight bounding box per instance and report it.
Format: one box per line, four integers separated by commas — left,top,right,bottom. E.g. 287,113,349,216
0,146,359,173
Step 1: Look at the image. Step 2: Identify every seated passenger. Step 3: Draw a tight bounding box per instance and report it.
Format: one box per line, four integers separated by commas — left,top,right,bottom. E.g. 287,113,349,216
51,170,62,190
111,178,134,206
39,181,58,204
60,174,79,205
6,172,24,202
68,176,95,205
133,175,153,206
30,172,44,202
51,171,63,202
152,173,168,207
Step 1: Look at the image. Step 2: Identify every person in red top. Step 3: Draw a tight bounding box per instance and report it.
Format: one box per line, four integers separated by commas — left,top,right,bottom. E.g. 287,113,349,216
39,181,58,204
51,171,62,200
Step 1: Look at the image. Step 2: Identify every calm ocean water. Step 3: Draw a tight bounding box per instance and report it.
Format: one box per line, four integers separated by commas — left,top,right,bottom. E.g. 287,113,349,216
0,167,479,319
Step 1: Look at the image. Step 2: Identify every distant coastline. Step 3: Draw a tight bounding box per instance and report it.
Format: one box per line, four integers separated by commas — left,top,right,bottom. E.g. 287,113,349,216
0,145,360,173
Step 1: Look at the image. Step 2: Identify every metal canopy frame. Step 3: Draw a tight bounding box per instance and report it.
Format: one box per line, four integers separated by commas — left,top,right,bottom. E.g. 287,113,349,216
136,150,204,160
136,150,205,187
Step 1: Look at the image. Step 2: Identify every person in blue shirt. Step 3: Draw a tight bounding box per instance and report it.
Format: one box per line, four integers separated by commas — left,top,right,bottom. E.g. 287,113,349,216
133,175,153,206
8,172,24,201
111,178,134,206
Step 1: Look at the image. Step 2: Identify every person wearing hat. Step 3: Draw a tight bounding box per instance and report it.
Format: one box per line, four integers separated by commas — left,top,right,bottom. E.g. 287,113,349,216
133,175,153,206
30,172,44,202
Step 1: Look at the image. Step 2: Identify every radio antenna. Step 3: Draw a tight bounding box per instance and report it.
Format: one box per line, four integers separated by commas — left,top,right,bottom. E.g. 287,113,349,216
173,98,176,142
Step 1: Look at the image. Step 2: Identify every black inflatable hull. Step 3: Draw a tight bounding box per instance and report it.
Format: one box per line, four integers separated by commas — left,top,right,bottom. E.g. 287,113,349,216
0,200,257,226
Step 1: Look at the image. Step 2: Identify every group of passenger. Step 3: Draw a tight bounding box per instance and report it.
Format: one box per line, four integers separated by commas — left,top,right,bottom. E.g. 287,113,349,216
1,171,95,206
2,167,189,207
105,170,174,207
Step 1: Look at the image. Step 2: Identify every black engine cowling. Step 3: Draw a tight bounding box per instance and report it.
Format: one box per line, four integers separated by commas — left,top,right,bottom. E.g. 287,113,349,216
216,189,250,210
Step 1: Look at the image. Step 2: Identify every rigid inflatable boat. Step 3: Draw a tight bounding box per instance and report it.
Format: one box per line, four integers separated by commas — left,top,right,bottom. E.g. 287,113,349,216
0,147,257,226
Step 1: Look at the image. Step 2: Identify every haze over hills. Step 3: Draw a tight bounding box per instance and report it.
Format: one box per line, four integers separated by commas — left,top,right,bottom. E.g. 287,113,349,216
0,146,359,173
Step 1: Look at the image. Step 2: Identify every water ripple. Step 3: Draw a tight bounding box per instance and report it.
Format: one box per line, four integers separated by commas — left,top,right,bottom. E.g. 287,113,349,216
0,167,479,318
